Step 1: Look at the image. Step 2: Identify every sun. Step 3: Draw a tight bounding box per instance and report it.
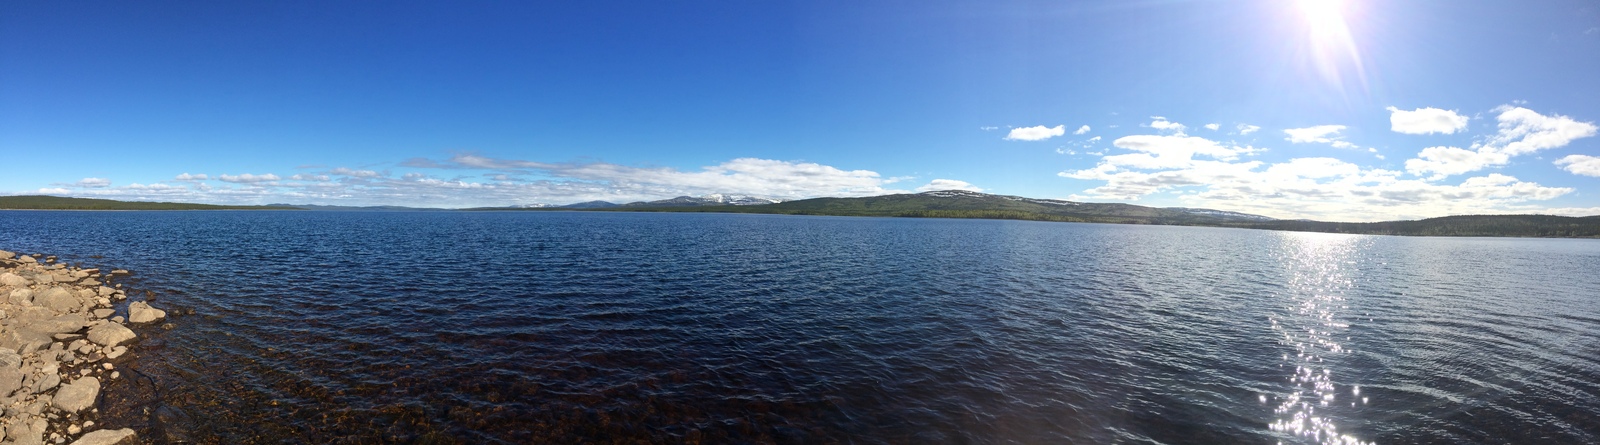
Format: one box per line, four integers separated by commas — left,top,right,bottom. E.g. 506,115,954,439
1294,0,1366,91
1297,0,1351,42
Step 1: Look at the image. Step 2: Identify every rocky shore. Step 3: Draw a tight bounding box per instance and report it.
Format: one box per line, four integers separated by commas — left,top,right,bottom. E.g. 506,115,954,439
0,250,164,445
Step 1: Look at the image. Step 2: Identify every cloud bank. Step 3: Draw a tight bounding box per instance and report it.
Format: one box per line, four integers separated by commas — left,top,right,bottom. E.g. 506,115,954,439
26,158,915,208
1060,105,1592,221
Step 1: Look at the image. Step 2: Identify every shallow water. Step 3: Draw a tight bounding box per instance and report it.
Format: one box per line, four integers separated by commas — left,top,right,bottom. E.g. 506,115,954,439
2,210,1597,443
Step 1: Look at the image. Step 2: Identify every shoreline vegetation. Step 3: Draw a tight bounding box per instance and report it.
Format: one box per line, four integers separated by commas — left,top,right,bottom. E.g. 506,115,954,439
5,193,1600,238
0,249,167,445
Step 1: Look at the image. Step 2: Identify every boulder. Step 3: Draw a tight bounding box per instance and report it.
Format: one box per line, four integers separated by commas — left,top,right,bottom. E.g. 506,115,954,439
86,323,135,347
52,376,100,413
92,309,114,319
33,287,82,313
128,302,166,324
8,288,34,305
15,255,35,264
0,272,28,287
34,314,89,335
70,428,136,445
0,250,14,259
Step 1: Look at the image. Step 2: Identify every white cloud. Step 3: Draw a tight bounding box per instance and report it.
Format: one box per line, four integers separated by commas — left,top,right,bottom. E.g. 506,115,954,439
1060,130,1575,221
75,178,111,188
1400,106,1597,179
1541,206,1600,217
217,173,282,183
330,167,382,178
1556,154,1600,177
1485,106,1598,156
1074,125,1091,135
1404,146,1509,180
1083,134,1261,171
1005,125,1066,141
1237,124,1261,135
1386,106,1469,134
1145,117,1187,134
25,156,916,207
916,179,983,192
1204,123,1220,131
979,126,998,131
1284,125,1347,144
174,173,208,181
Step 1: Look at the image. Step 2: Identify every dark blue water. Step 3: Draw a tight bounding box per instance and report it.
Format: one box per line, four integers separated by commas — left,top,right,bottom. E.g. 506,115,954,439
2,211,1597,444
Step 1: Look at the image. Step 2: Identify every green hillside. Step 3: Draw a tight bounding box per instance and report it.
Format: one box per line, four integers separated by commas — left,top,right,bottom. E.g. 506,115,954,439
0,195,296,210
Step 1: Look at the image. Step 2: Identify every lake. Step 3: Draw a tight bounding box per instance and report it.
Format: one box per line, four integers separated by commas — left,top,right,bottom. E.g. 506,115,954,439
1,210,1597,444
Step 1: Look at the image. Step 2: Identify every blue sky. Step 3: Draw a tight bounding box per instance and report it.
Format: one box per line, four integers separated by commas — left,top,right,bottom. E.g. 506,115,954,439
4,0,1599,220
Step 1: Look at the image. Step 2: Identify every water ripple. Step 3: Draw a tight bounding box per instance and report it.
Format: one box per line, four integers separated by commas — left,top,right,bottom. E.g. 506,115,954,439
1,211,1597,443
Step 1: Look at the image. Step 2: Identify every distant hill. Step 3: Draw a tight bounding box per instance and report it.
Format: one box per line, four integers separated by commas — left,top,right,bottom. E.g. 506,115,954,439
610,190,1600,238
269,204,446,211
8,193,1597,238
617,190,1274,225
1236,214,1600,238
0,195,297,210
621,194,782,207
561,200,621,209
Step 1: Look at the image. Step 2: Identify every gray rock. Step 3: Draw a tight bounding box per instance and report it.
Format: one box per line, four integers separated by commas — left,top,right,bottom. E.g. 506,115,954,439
0,272,29,287
35,314,89,335
33,287,82,313
51,376,99,413
0,350,20,368
91,309,114,319
86,323,134,348
127,302,166,324
33,367,60,394
70,428,135,445
0,366,21,397
6,416,46,445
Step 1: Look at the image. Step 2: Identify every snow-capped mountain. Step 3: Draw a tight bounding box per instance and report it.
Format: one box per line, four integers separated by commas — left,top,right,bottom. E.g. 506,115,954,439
623,194,784,207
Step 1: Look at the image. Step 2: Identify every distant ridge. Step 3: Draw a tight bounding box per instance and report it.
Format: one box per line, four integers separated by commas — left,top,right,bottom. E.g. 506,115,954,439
616,190,1275,224
0,195,296,210
622,194,782,207
8,193,1599,238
